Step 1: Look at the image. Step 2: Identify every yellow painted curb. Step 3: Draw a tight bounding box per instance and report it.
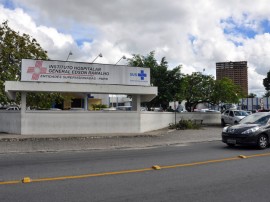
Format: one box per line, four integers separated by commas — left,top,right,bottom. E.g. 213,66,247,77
238,155,247,159
22,177,31,183
152,165,161,170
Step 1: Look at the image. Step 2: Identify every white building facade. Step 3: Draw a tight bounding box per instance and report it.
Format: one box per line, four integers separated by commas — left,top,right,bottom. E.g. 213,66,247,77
1,59,161,135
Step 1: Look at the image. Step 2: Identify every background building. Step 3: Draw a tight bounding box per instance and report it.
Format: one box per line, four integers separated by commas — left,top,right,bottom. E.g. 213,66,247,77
239,97,269,112
216,61,248,96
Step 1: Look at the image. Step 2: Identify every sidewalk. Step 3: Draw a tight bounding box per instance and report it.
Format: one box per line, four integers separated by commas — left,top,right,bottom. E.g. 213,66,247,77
0,126,223,153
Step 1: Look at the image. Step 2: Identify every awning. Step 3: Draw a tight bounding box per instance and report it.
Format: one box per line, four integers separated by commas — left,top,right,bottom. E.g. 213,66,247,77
5,81,158,102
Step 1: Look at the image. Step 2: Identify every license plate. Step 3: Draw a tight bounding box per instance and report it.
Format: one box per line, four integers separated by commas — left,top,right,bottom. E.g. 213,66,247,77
227,139,236,144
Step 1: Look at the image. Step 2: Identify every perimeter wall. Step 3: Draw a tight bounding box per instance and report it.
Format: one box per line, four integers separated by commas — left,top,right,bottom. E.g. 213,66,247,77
0,111,221,135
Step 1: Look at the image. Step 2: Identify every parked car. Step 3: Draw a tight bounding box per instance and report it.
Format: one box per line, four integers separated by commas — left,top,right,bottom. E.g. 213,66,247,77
0,105,20,110
221,109,249,126
6,106,20,110
198,109,220,113
150,107,163,112
257,109,270,112
102,107,117,111
222,112,270,149
116,106,132,111
140,107,148,111
69,108,84,111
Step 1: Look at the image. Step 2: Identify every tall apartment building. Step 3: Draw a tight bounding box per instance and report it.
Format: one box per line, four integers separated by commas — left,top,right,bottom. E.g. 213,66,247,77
216,61,248,96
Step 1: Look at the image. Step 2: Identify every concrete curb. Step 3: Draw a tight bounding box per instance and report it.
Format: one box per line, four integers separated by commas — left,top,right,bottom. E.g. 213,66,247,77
0,126,222,154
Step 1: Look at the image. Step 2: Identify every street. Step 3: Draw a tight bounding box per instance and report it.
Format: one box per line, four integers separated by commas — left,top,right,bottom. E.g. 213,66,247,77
1,141,270,202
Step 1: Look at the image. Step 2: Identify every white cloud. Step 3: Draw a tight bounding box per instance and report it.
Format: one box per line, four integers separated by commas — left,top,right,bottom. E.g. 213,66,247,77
37,26,73,48
248,66,265,96
0,5,76,61
1,0,270,96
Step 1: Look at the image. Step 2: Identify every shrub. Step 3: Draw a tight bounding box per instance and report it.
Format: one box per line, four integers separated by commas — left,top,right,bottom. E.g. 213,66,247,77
169,119,201,130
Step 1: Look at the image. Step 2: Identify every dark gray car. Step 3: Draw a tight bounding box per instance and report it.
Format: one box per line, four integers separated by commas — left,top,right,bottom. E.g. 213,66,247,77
222,112,270,149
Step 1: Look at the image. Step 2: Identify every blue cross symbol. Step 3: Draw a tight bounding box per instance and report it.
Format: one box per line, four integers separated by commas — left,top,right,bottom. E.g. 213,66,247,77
138,70,147,80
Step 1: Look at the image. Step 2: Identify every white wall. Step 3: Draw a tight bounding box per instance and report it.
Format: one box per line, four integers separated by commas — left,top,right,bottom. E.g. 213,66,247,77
140,112,221,132
0,111,221,135
21,111,140,135
179,112,221,125
140,112,177,132
0,111,21,134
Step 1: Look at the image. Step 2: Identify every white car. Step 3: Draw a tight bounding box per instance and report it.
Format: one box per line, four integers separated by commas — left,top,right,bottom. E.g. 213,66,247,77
221,109,249,126
6,106,20,110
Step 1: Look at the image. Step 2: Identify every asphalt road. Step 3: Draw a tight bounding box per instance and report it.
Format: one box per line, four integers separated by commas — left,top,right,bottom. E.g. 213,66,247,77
1,141,270,202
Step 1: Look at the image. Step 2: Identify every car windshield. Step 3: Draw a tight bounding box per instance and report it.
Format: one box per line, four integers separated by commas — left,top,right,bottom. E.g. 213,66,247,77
240,113,270,125
234,111,248,116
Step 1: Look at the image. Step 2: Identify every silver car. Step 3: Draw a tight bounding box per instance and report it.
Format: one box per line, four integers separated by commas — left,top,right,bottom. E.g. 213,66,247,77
221,109,249,126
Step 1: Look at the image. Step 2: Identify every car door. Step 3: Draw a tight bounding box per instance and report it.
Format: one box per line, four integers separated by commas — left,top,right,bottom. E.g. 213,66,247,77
228,110,235,124
222,110,229,124
264,116,270,136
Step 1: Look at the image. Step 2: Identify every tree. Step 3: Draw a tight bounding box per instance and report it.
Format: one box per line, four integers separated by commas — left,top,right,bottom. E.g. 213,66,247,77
128,51,182,110
178,72,215,111
211,77,243,106
263,71,270,91
179,74,243,112
248,93,257,98
263,71,270,96
0,21,61,108
264,91,270,97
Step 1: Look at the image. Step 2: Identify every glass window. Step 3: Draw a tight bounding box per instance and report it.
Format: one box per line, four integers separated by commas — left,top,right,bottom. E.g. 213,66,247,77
240,113,270,125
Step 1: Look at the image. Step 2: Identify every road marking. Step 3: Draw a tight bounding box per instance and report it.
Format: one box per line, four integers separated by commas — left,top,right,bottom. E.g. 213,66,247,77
1,152,270,185
31,168,153,183
244,152,270,158
0,180,21,185
160,156,240,169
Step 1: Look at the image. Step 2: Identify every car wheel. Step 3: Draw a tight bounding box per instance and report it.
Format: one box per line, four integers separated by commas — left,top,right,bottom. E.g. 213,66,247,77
221,119,225,127
226,143,235,147
257,134,268,149
234,121,238,125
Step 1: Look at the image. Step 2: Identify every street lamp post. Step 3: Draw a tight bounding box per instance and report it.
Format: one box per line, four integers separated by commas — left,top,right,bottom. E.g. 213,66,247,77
174,99,177,126
115,55,126,65
92,53,103,63
66,51,72,61
113,55,127,109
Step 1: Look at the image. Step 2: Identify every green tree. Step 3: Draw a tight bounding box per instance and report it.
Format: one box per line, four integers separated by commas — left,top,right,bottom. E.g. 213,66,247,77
128,51,182,110
263,71,270,96
264,91,270,97
178,72,215,111
211,77,243,106
0,21,61,108
248,93,257,98
179,74,243,112
26,92,63,109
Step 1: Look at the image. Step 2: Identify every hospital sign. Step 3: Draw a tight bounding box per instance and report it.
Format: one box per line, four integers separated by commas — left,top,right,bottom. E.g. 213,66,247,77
21,59,150,86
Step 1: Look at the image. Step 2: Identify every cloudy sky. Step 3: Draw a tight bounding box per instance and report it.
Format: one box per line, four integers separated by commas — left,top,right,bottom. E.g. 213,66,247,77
1,0,270,96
